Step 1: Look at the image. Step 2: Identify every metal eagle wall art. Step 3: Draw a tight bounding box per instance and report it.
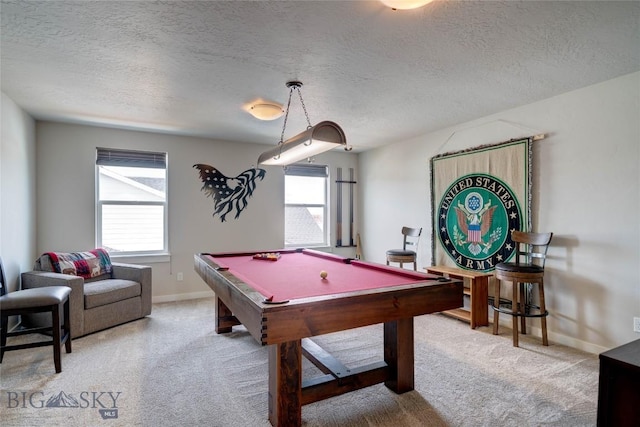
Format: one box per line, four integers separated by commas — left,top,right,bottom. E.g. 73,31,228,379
194,164,266,222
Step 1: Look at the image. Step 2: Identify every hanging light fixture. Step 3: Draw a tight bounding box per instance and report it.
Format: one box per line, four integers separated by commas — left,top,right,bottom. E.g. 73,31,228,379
257,81,349,166
380,0,434,10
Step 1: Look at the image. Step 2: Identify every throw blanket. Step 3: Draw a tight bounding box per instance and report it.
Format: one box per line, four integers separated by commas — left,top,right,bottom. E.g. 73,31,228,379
46,248,113,279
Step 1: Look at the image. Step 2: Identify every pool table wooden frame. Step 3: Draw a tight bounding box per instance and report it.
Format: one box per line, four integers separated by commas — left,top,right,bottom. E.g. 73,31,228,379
194,251,463,426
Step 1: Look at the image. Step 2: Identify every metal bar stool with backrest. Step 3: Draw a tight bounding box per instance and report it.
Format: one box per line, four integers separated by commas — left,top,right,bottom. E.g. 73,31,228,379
0,257,72,373
493,231,553,347
386,226,422,270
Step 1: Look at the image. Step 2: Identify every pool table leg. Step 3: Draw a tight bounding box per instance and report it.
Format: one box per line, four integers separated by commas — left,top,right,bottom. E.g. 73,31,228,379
215,296,239,334
268,340,302,426
384,317,414,393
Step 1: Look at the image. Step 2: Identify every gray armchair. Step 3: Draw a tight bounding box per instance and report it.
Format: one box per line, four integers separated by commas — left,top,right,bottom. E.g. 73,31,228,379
21,252,152,339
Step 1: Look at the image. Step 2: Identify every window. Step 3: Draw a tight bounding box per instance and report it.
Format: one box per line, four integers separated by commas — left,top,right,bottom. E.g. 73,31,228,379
96,148,167,255
285,164,328,247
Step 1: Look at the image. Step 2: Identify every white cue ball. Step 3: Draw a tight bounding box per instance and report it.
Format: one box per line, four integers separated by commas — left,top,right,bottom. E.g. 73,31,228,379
320,270,328,279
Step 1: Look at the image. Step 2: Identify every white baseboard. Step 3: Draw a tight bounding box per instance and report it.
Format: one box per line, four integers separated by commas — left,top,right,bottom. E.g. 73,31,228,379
536,325,607,355
495,317,607,355
152,291,213,304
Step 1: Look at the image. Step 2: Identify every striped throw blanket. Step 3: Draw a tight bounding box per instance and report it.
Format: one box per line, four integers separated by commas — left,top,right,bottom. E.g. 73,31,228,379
45,248,112,279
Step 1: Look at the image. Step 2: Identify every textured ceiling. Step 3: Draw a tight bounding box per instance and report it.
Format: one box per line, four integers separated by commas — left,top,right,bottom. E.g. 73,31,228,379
1,1,639,151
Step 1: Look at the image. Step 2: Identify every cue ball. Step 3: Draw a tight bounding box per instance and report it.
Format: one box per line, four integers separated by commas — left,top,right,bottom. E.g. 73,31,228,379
320,270,328,279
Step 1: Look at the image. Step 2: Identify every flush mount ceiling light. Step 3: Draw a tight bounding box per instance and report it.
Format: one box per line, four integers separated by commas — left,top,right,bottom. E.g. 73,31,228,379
380,0,434,10
248,102,284,121
257,81,350,166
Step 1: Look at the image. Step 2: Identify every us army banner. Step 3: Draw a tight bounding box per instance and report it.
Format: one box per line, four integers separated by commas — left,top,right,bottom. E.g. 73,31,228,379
431,138,532,272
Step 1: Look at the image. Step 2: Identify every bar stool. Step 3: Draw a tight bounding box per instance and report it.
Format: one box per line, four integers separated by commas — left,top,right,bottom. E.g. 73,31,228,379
0,257,72,373
386,226,422,270
493,231,553,347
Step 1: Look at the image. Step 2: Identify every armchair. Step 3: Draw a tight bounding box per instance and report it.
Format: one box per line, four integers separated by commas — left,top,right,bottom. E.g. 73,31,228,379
21,250,152,339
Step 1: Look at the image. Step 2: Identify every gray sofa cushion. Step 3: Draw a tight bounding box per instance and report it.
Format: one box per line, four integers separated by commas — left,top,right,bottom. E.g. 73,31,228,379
84,279,141,309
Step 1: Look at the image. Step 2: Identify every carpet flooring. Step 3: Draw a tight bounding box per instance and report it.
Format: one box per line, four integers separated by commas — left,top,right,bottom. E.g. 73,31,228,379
0,297,599,426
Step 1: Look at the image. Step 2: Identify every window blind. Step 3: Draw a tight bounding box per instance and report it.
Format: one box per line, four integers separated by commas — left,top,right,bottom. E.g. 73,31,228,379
284,164,328,177
96,148,167,169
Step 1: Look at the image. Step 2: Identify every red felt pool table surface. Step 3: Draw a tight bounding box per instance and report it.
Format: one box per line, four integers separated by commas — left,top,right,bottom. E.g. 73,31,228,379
207,248,430,303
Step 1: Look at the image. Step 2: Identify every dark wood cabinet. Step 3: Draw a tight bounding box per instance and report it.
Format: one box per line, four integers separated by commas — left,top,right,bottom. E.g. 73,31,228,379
597,338,640,426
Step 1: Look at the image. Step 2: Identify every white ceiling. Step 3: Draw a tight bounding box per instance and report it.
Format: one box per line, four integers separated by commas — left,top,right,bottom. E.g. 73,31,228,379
1,1,638,152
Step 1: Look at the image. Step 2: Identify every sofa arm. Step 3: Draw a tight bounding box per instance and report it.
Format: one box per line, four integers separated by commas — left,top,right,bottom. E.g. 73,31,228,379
20,271,85,338
112,263,152,316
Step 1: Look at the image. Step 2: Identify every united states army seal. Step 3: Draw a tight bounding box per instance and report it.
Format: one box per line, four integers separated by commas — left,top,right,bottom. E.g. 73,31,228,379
437,173,523,271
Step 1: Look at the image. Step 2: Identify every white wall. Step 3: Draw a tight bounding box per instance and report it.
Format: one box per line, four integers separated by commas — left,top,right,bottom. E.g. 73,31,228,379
359,72,640,352
0,93,36,300
35,122,358,302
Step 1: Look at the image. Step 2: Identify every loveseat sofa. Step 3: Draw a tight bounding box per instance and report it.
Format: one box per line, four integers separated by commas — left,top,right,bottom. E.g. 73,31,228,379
21,249,152,338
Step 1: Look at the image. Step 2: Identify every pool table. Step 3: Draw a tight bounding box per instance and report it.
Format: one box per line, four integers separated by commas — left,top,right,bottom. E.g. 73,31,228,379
194,249,463,426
